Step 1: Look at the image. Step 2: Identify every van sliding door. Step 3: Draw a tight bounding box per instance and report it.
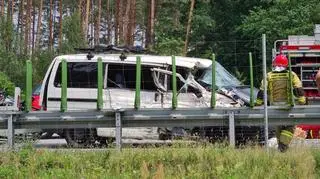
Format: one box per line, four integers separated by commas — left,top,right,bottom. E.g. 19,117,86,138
105,63,165,108
47,62,105,110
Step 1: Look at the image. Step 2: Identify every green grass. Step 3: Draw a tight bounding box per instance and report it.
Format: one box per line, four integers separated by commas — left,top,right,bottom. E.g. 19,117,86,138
0,144,319,179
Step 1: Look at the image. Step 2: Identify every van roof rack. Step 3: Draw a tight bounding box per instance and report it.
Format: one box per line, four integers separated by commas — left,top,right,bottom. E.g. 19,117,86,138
74,44,155,54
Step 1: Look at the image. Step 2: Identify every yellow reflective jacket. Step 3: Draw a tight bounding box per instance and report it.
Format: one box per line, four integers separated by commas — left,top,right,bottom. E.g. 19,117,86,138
256,71,306,105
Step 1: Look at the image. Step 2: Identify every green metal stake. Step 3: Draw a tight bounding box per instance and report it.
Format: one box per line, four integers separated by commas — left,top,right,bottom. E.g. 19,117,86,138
211,53,216,108
25,60,32,112
249,52,254,108
134,56,141,109
61,59,67,112
97,58,103,110
172,56,177,109
288,54,294,107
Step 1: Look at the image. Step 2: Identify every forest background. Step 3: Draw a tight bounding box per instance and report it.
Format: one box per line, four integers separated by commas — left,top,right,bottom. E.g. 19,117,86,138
0,0,320,95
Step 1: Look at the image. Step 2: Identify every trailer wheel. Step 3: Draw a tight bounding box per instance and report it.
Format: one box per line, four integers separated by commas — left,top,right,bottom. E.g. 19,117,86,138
64,128,97,148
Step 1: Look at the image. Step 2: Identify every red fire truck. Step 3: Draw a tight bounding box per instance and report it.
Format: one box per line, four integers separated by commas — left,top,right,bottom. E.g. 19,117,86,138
273,24,320,139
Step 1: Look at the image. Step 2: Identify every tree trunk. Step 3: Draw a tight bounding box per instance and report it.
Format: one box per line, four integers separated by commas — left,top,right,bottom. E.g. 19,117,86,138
32,1,35,54
11,0,14,18
19,0,24,54
106,0,112,44
128,0,136,46
6,0,11,20
115,0,120,45
1,0,4,17
150,0,155,48
118,0,124,45
24,0,30,54
59,0,63,49
49,0,53,51
35,0,43,52
78,0,84,38
78,0,82,15
123,0,131,45
90,0,94,47
173,4,180,29
183,0,195,56
83,0,90,44
146,0,155,49
95,0,101,45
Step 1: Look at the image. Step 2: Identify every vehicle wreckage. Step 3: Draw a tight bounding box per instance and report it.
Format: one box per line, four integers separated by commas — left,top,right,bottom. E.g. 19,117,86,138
4,45,263,146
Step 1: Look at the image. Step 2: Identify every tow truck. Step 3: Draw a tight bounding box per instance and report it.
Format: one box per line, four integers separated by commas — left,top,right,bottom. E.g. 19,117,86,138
273,24,320,139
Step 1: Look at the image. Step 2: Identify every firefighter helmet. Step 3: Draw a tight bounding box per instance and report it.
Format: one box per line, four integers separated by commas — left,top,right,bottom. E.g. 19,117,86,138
273,55,288,67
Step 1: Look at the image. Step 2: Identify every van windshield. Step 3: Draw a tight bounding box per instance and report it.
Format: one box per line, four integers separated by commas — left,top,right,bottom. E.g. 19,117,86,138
197,61,241,88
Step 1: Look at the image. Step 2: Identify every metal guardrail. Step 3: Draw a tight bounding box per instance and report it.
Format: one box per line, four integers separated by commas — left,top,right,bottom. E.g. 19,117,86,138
1,105,320,150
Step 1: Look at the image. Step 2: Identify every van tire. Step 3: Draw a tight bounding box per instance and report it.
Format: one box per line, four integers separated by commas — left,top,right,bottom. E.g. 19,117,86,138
64,128,97,148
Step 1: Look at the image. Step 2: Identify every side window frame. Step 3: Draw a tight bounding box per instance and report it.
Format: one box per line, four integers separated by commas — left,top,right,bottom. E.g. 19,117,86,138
53,62,105,89
105,63,162,91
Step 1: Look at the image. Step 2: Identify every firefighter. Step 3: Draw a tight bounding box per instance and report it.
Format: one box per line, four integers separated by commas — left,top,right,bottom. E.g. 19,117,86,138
255,54,306,152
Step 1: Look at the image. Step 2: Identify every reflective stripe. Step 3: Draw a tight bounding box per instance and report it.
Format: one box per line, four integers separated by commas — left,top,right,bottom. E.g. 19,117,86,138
281,130,293,138
255,98,263,105
282,130,293,136
280,130,294,145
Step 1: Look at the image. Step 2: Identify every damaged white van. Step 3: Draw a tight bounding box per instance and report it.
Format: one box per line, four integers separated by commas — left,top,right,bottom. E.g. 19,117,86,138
38,46,258,146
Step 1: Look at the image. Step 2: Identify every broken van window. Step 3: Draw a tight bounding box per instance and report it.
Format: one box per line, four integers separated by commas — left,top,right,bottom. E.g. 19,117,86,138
197,61,241,89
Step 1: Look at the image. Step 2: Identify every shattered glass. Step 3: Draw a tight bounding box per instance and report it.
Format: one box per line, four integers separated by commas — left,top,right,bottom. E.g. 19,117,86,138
197,61,242,88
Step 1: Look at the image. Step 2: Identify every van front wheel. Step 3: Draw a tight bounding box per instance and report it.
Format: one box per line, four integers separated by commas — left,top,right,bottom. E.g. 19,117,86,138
64,128,97,147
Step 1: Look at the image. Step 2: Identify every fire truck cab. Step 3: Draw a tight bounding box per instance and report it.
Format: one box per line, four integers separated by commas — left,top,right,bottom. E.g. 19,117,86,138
273,24,320,139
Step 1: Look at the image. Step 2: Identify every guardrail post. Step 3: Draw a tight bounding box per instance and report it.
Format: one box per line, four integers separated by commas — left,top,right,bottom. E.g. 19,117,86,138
228,111,235,147
25,60,32,112
288,54,294,107
14,87,21,111
97,58,103,110
262,34,269,148
7,114,14,149
61,59,67,112
211,53,216,108
249,52,254,108
172,56,177,109
135,56,141,109
115,111,122,151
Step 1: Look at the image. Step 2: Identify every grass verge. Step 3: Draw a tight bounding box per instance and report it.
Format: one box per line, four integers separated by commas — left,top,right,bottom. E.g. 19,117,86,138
0,144,318,179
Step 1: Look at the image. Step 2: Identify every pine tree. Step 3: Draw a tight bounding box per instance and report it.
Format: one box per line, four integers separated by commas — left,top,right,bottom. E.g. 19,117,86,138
83,0,90,44
49,0,53,51
0,0,4,17
35,0,43,51
59,0,63,49
105,0,111,44
146,0,155,49
24,0,30,54
95,0,101,45
183,0,195,56
115,0,120,45
129,0,136,46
